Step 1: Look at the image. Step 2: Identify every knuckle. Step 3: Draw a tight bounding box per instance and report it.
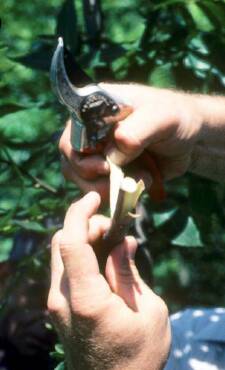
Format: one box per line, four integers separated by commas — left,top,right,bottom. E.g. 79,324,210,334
160,299,169,317
70,297,104,322
71,304,96,321
59,121,71,153
115,128,141,154
59,242,71,259
156,296,169,320
47,295,63,316
118,260,139,285
51,230,62,245
59,238,79,259
58,132,66,153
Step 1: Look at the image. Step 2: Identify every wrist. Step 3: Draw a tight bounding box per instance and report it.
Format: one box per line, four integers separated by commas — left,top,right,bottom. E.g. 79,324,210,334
195,93,225,122
189,94,225,181
193,94,225,141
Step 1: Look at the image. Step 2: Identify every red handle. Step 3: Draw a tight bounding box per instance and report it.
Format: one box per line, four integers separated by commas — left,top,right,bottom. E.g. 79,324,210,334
139,151,166,202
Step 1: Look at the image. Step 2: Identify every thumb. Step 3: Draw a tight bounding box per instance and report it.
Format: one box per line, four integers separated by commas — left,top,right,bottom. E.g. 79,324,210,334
106,104,158,166
105,236,144,310
60,192,102,283
105,109,144,166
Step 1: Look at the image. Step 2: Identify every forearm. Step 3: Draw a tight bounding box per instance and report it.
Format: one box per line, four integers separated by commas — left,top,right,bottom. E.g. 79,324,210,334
189,94,225,182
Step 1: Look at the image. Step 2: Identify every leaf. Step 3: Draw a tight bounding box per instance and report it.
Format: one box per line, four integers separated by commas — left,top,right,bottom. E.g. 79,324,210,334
56,0,78,54
201,1,225,28
0,237,13,262
189,177,218,216
14,41,54,72
88,50,106,69
148,63,176,88
156,209,188,241
185,53,211,71
111,56,129,73
153,0,186,9
12,220,48,233
54,362,65,370
0,46,14,72
213,68,225,88
0,186,24,214
100,43,126,63
153,209,177,227
189,35,209,56
55,344,65,355
41,165,64,189
0,103,26,117
172,217,203,247
105,10,146,44
0,108,59,144
0,147,31,166
154,258,179,279
186,1,214,32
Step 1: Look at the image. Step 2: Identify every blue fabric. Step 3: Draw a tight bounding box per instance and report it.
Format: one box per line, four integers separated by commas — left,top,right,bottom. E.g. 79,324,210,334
165,308,225,370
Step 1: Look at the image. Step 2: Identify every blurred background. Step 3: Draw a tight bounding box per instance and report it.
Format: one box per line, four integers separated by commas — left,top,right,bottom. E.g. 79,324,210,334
0,0,225,369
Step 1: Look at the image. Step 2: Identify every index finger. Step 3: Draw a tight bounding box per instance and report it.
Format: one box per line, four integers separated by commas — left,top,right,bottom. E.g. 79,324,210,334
59,121,109,180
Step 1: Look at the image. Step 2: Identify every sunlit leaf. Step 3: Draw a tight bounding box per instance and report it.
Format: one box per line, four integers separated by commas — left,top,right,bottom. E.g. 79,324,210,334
0,46,15,72
54,362,65,370
186,2,214,32
148,63,176,88
0,108,59,144
185,53,211,71
12,220,49,233
201,1,225,28
0,237,13,262
189,35,209,55
105,10,145,43
0,147,31,165
172,217,203,247
153,209,177,227
55,344,65,355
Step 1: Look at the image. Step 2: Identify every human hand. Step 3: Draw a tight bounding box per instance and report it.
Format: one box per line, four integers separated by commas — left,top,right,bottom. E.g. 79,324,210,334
59,84,202,199
48,192,171,370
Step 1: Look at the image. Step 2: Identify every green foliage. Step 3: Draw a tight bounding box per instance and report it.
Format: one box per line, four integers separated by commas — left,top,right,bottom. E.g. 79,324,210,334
0,2,225,363
54,362,65,370
51,343,65,360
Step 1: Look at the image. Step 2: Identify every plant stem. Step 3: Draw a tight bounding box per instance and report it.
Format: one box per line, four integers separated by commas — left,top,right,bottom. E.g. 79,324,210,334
97,159,145,273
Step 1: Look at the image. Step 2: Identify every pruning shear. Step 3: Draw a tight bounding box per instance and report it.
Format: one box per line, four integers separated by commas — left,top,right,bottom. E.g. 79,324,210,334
50,38,165,201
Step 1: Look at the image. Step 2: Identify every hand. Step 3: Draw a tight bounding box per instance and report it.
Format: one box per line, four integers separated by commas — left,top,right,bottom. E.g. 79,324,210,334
48,192,171,370
59,84,202,199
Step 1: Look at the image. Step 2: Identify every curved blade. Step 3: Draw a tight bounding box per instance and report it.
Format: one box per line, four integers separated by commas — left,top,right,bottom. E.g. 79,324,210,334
50,37,100,115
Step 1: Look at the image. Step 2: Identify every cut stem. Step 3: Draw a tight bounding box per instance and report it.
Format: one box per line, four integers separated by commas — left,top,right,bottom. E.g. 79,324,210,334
97,158,145,273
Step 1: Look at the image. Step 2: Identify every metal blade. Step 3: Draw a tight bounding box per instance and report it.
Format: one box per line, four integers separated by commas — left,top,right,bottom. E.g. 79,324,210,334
50,37,100,116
